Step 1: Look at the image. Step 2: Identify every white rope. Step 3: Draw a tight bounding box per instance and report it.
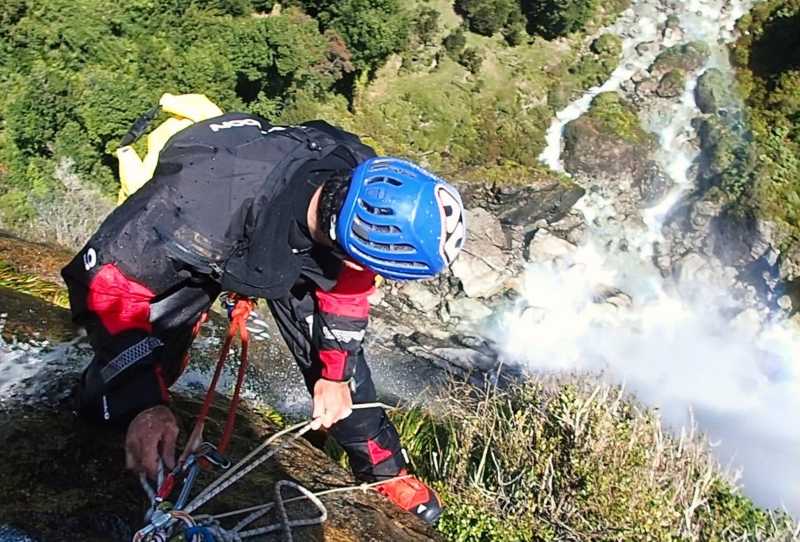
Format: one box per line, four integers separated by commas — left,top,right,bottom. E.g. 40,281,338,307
184,402,394,514
138,402,398,542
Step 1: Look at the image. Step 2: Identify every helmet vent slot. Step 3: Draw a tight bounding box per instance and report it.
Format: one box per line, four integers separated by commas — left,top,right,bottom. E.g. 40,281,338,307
359,199,394,215
349,245,429,270
354,216,401,233
365,176,403,187
351,227,415,253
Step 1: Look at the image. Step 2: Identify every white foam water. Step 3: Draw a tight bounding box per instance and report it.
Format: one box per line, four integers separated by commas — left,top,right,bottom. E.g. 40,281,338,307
509,0,800,517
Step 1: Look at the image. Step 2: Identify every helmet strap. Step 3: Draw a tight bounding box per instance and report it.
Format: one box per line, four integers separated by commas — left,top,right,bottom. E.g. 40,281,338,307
329,214,338,242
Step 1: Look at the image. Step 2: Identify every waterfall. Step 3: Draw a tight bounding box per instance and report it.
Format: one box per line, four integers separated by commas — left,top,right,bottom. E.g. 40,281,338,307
502,0,800,517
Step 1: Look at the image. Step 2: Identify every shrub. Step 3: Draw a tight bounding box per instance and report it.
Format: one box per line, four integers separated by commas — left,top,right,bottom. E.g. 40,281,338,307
522,0,599,39
458,47,484,74
455,0,520,37
443,26,468,58
414,7,441,46
300,0,410,74
585,92,653,145
731,0,800,246
0,1,347,238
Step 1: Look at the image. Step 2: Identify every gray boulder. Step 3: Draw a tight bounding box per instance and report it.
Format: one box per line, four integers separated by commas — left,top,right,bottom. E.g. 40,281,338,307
637,160,673,206
526,229,576,262
451,208,509,298
398,281,441,312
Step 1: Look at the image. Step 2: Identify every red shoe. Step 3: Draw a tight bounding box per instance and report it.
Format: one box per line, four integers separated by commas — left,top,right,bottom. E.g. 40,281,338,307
375,470,442,525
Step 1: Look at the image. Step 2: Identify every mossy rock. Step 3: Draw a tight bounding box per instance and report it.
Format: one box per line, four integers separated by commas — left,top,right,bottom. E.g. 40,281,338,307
695,68,736,114
584,92,654,146
656,69,686,98
591,33,623,57
651,41,711,76
563,92,656,180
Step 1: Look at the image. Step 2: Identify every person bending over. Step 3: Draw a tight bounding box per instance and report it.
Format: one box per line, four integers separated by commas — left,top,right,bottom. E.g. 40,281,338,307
61,114,466,525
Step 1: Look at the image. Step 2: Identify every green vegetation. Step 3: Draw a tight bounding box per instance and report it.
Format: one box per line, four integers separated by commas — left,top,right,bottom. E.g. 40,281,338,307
582,92,654,146
547,38,624,111
731,0,800,250
522,0,604,38
0,0,349,240
455,0,524,38
387,378,797,541
298,0,410,73
591,33,622,57
0,0,636,244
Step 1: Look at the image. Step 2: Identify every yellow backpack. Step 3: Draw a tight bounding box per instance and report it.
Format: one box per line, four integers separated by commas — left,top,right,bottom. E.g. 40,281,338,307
116,93,223,204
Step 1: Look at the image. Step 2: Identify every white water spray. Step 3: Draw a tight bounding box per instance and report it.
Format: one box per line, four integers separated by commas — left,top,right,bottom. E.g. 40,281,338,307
508,0,800,516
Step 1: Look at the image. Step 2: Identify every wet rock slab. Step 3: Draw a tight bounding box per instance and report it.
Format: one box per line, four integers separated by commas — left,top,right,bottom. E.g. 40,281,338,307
0,390,440,542
0,290,439,542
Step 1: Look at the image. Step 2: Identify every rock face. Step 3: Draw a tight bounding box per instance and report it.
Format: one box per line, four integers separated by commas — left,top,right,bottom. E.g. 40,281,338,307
526,229,576,263
450,207,509,299
0,294,440,542
656,69,686,98
695,68,735,114
650,41,710,77
563,93,656,182
563,92,663,218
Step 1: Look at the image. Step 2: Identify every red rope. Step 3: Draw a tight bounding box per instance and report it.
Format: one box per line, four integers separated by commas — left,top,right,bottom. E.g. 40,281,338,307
188,295,254,456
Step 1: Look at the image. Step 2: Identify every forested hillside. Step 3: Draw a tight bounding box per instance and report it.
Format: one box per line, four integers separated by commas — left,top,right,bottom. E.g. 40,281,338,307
0,0,625,247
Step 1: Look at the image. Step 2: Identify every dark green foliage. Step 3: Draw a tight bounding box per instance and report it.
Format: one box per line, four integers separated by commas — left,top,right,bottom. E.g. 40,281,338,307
443,26,467,58
501,7,528,46
522,0,599,39
458,47,484,74
697,116,756,199
455,0,522,37
414,7,441,46
250,0,274,12
731,0,800,246
0,0,348,231
299,0,410,73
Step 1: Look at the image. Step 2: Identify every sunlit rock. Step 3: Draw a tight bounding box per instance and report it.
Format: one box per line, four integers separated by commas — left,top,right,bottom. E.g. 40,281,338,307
450,208,508,298
525,229,577,263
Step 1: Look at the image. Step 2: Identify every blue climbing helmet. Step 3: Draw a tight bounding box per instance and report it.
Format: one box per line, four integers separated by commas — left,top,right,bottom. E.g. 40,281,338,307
334,157,466,280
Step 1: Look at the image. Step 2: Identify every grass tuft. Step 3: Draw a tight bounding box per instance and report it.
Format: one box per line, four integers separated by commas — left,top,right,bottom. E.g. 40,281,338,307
386,376,797,541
